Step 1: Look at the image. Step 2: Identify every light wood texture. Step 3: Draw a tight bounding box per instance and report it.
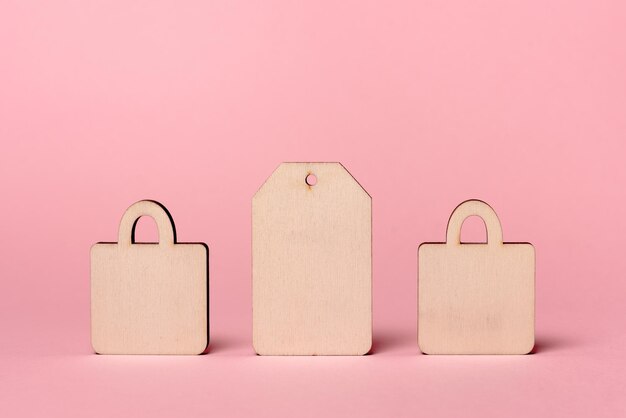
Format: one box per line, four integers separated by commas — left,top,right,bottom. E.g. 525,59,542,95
253,163,372,355
91,200,208,355
418,199,535,354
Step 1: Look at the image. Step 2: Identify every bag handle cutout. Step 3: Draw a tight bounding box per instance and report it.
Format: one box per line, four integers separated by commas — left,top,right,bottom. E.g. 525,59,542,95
446,199,503,246
117,200,176,248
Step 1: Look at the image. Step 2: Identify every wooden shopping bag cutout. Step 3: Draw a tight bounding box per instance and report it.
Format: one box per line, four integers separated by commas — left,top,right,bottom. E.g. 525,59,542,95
418,200,535,354
253,163,372,355
91,200,208,355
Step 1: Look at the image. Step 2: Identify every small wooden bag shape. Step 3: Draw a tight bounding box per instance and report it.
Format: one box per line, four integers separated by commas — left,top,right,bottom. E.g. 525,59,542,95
418,200,535,354
252,163,372,355
91,200,208,355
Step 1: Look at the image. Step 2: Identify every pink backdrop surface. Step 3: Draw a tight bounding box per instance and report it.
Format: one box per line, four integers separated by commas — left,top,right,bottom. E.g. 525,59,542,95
1,1,625,416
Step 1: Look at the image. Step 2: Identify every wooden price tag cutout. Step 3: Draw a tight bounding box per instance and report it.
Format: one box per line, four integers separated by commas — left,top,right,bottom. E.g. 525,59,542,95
418,200,535,354
253,163,372,355
91,200,208,355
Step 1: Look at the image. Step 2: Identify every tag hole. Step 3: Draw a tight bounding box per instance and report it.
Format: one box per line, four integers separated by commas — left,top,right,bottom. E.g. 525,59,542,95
305,173,317,186
460,216,487,243
132,216,159,243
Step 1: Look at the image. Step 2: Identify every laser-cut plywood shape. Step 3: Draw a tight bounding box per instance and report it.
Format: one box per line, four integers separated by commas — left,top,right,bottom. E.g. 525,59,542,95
418,200,535,355
253,163,372,355
91,200,208,355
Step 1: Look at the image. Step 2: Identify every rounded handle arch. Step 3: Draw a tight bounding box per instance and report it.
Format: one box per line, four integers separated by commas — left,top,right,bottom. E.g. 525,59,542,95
446,199,503,246
117,200,177,247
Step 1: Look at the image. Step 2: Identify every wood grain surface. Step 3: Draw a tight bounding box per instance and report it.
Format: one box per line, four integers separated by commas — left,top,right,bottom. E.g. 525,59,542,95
253,163,372,355
91,200,208,355
418,199,535,354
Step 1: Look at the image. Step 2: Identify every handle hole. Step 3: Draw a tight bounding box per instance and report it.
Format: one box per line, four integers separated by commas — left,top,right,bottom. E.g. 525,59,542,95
305,173,317,186
460,216,487,243
131,216,159,243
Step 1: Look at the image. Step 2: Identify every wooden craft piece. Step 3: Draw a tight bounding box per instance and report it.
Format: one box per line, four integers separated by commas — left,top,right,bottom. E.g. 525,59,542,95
253,163,372,355
418,200,535,354
91,200,208,355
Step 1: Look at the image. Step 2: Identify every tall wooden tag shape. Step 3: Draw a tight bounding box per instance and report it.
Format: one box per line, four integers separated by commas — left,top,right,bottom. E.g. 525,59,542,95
418,200,535,354
91,200,208,355
253,163,372,355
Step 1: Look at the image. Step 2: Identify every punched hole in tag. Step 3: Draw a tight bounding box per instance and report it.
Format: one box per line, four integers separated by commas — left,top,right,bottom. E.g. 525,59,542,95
305,173,317,186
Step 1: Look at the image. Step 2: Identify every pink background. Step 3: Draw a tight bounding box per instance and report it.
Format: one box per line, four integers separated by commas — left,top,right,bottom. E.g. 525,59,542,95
1,1,625,416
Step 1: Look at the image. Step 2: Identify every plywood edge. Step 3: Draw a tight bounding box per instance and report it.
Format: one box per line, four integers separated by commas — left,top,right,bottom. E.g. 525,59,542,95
252,161,285,199
356,337,373,356
335,162,372,199
90,242,210,355
90,241,208,247
91,333,105,355
519,335,535,355
191,332,210,356
197,242,210,355
417,338,536,355
418,240,534,246
252,339,269,356
416,337,434,355
526,242,536,357
252,162,372,200
253,333,372,356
